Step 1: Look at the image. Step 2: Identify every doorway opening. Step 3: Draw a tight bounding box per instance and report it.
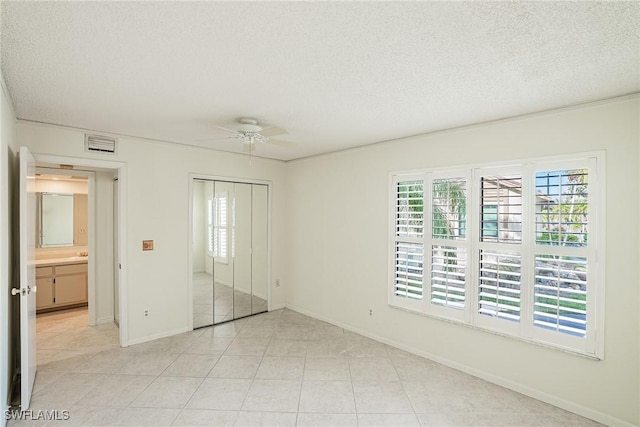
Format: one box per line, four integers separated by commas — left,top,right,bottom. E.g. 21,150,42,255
10,150,127,410
32,154,128,347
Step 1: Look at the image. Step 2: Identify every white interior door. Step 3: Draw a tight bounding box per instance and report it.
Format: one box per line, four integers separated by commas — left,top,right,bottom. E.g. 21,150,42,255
113,177,120,325
17,146,36,408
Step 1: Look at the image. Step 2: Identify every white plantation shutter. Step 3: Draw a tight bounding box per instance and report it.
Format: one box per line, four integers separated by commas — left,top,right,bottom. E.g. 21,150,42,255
478,250,522,322
390,154,602,357
475,169,523,333
532,164,592,347
430,245,466,309
534,255,587,337
427,173,469,318
432,177,467,240
394,242,424,300
480,175,523,244
207,199,214,256
391,176,425,308
208,192,229,263
395,179,424,239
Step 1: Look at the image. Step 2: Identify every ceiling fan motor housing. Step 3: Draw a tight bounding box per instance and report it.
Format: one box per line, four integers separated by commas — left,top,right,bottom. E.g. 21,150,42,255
238,117,262,134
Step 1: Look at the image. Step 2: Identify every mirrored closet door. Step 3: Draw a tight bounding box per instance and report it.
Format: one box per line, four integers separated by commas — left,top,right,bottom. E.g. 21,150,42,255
192,179,268,328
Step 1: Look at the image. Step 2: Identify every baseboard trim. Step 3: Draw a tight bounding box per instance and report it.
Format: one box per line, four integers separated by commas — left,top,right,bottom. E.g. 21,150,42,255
269,303,285,311
96,316,114,325
125,326,190,347
284,303,634,427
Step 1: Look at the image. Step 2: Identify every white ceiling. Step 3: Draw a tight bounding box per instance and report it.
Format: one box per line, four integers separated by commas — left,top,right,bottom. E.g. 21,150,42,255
1,2,638,161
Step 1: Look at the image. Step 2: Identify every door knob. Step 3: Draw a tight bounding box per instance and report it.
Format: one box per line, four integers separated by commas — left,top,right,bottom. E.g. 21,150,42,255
11,285,36,295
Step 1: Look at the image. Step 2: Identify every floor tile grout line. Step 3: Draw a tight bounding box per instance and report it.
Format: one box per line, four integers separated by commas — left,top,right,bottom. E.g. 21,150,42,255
387,345,419,419
235,316,267,414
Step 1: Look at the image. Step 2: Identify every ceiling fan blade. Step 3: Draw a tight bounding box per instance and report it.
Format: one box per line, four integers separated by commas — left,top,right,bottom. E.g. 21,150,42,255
259,126,288,137
214,125,238,133
194,136,239,142
267,138,297,149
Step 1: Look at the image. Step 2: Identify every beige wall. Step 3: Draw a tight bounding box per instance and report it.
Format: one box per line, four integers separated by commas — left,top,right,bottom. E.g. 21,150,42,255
16,122,288,344
285,96,639,425
35,178,88,194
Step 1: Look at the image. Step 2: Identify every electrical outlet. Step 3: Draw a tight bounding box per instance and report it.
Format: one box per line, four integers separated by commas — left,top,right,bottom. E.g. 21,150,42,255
275,279,281,287
369,309,373,316
144,308,149,317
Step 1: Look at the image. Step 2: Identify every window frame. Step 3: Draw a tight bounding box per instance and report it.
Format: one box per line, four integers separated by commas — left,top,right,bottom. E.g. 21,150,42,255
388,152,605,359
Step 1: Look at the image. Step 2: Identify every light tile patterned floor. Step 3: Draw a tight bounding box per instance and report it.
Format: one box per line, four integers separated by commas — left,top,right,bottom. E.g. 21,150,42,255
8,307,603,426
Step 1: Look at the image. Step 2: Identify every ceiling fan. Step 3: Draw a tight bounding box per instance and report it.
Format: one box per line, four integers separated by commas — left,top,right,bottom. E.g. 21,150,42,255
206,117,295,152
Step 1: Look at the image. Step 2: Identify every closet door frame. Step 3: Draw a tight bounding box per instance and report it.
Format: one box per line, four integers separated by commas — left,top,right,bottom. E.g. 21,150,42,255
187,174,272,331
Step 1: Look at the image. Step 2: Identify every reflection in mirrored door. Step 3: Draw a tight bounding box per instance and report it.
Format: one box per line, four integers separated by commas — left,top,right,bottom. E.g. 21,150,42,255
192,178,269,329
233,183,252,319
212,181,234,324
251,185,268,314
192,180,213,328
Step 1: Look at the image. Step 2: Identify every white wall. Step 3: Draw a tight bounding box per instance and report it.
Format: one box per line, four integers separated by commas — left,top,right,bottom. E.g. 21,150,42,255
0,77,17,427
17,122,288,344
285,96,640,426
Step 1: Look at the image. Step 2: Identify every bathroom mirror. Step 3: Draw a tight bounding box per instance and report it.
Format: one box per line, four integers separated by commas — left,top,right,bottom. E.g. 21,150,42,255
39,193,74,247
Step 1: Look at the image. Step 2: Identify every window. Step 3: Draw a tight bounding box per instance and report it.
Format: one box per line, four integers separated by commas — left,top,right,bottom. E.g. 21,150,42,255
392,177,425,308
389,154,603,358
207,192,229,263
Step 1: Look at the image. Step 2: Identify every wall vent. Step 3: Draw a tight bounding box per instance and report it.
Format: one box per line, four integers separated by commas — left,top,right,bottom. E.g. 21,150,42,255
85,134,117,154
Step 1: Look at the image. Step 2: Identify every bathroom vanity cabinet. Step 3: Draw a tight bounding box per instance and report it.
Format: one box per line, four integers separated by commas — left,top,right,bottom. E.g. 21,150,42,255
36,260,88,312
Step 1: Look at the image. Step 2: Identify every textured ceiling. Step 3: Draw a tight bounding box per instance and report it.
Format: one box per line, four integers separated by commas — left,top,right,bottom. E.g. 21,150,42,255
1,1,638,161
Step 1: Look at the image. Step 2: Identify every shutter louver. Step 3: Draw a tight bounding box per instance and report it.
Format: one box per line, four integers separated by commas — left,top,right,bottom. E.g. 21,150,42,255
534,255,587,337
478,250,521,322
480,176,522,243
535,169,588,247
396,180,424,238
395,242,424,299
431,246,466,309
393,178,425,302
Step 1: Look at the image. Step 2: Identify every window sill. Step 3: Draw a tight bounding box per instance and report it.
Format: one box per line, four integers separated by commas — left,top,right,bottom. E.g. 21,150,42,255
388,302,602,361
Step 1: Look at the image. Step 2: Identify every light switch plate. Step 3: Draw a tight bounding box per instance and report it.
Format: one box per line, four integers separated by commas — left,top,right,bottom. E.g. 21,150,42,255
142,240,154,251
